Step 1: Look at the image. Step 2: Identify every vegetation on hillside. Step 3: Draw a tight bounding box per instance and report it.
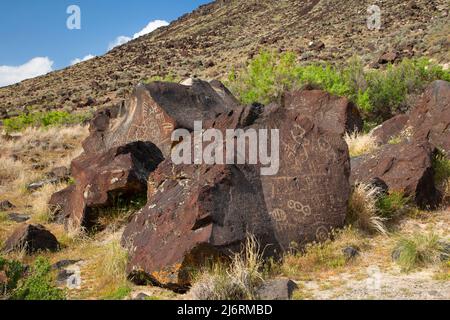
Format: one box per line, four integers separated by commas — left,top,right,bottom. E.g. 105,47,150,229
2,110,91,133
227,51,450,124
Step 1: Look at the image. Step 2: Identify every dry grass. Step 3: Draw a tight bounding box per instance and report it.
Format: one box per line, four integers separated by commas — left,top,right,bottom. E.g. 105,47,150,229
190,235,264,300
30,182,69,223
345,132,378,157
347,183,387,234
0,157,25,185
281,227,368,279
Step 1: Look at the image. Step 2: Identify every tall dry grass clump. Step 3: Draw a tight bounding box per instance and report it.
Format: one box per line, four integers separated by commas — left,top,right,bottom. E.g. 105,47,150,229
190,235,264,300
30,182,68,223
345,132,378,157
347,183,387,234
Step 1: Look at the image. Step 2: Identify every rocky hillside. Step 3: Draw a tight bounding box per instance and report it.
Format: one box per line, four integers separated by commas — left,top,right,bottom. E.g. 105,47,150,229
0,0,448,118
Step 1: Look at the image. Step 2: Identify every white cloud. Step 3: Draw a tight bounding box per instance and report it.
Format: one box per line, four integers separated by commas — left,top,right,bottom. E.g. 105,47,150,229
0,57,53,87
108,36,132,51
108,19,169,50
70,54,96,66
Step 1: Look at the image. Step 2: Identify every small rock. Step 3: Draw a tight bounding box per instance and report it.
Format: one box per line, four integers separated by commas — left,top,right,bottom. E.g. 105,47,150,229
56,269,75,286
0,200,15,211
2,224,60,254
308,40,325,51
133,293,150,300
7,213,31,223
47,166,70,182
257,279,298,300
26,178,58,192
378,51,398,64
342,246,360,260
52,259,81,270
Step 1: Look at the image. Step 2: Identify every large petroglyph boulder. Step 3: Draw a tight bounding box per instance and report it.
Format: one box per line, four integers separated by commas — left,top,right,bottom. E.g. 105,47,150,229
49,141,163,229
122,89,351,288
351,139,441,209
82,79,239,157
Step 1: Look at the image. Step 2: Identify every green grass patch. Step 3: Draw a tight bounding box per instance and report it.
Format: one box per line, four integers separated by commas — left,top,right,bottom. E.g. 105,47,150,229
393,233,445,272
102,285,131,300
376,191,410,218
11,257,66,300
3,110,90,133
227,50,450,124
0,256,26,297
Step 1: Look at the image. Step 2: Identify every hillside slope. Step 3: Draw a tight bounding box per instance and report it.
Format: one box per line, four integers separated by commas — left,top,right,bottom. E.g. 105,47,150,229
0,0,448,118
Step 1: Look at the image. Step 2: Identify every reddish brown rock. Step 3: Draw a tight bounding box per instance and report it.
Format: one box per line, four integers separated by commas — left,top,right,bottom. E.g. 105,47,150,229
351,140,441,209
3,224,59,254
49,141,164,230
370,114,409,145
407,80,450,157
283,89,363,135
378,51,398,64
122,94,351,288
82,79,239,157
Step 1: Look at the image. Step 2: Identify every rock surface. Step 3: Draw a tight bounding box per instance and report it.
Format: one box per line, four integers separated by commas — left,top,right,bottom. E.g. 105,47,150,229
122,88,351,288
371,114,409,145
82,79,239,157
2,224,59,254
351,140,441,209
49,141,164,229
257,279,298,300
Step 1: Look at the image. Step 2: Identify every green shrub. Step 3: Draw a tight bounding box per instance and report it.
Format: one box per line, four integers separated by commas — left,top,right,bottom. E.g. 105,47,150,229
393,233,445,272
433,151,450,186
376,191,410,218
3,110,90,133
103,285,131,300
0,257,26,296
227,51,450,124
12,257,66,300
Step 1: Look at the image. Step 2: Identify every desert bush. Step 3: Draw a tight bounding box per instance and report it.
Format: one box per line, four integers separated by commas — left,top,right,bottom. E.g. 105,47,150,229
227,51,450,124
393,233,446,272
0,257,26,297
345,132,378,157
376,191,410,219
0,157,25,185
31,182,68,223
347,183,387,234
433,151,450,201
190,235,264,300
3,110,90,133
12,257,65,300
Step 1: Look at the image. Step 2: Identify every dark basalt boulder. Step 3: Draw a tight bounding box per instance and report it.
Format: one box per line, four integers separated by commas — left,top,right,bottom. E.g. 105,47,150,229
3,224,59,254
350,139,442,209
82,79,239,157
49,141,164,230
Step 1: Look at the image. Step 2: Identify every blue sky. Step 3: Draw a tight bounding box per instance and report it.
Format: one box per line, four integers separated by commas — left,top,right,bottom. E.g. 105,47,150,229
0,0,211,87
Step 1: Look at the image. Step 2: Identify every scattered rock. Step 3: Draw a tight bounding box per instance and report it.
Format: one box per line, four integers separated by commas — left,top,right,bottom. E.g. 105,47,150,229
49,141,164,230
133,293,150,300
2,224,59,254
342,246,360,260
257,279,298,300
52,259,81,270
308,40,325,51
0,200,15,211
26,178,58,192
47,166,71,182
378,51,398,64
351,140,442,209
7,213,31,223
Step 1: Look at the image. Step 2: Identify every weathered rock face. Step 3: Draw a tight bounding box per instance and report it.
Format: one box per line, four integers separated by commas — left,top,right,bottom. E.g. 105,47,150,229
123,161,279,288
3,224,59,254
371,114,409,145
283,89,363,135
407,80,450,157
82,79,239,157
351,139,441,209
251,104,351,248
122,91,351,288
49,141,164,229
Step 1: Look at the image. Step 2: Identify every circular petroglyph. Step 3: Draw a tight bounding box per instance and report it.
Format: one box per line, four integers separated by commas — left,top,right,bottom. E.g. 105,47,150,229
315,226,330,242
